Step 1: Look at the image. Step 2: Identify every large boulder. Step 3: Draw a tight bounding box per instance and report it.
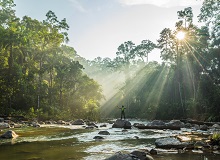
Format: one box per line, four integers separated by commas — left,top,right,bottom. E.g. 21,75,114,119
112,119,131,129
72,119,85,125
0,130,18,139
166,120,185,128
155,137,192,149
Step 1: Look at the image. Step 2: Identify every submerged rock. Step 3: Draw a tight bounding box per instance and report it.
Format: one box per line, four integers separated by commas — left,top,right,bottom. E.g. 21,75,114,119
0,130,18,139
98,131,110,135
93,136,104,140
112,119,131,129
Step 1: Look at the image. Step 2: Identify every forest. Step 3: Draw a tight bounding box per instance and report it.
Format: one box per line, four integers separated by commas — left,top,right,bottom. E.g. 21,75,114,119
0,0,219,121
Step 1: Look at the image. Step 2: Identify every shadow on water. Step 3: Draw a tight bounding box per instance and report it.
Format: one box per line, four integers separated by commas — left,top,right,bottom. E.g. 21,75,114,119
0,122,220,160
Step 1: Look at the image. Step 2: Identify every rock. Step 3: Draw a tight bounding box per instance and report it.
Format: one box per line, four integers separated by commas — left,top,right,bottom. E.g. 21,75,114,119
93,136,104,140
192,124,200,130
124,121,132,129
85,126,95,129
72,119,85,125
100,124,107,127
176,135,191,142
212,145,220,150
32,122,40,127
107,120,115,124
87,122,96,126
11,123,22,128
104,152,134,160
194,141,207,149
213,150,220,154
0,122,10,129
45,120,53,124
148,120,166,126
149,149,157,155
166,120,185,128
57,120,66,125
0,118,4,123
39,121,45,125
112,119,131,129
105,151,154,160
87,122,98,128
192,150,203,154
155,137,192,149
185,123,192,128
212,124,220,129
200,124,208,131
130,150,154,160
0,130,18,139
98,131,110,135
130,151,146,159
145,155,154,160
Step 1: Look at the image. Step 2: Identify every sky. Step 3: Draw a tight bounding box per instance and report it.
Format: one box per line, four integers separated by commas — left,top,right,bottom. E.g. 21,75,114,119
14,0,203,62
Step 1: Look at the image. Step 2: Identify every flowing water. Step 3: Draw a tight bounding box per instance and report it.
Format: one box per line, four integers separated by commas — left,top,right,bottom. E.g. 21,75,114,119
0,120,220,160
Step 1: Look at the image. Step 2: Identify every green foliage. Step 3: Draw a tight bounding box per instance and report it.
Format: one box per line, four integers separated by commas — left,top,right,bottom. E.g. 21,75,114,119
211,132,220,141
26,107,43,120
0,0,103,121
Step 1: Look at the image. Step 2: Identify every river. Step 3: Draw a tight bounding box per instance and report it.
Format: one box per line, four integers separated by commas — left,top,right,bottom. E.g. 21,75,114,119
0,120,219,160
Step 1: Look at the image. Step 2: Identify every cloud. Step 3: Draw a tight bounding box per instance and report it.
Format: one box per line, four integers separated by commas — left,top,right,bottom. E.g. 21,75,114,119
118,0,203,7
68,0,87,12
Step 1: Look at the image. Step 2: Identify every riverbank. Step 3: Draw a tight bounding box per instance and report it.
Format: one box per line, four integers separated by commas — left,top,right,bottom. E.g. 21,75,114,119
0,118,220,160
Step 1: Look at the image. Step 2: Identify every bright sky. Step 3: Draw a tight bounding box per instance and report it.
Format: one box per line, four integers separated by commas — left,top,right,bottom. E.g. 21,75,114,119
14,0,203,62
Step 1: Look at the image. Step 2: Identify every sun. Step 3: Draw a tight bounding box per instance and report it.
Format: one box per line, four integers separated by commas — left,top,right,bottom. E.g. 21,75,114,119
176,31,185,40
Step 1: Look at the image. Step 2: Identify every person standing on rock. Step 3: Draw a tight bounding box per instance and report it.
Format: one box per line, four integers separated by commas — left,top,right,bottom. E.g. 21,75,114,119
118,105,126,119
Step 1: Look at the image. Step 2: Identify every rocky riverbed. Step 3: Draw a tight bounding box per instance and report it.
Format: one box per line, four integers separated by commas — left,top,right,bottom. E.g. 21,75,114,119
0,118,220,160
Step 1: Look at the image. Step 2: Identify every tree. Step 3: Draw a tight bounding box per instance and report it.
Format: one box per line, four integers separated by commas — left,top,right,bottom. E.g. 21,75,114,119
177,7,193,28
157,28,176,64
113,41,135,80
133,39,156,63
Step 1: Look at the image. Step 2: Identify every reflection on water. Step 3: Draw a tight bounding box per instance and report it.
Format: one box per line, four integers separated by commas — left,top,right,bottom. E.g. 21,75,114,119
0,121,220,160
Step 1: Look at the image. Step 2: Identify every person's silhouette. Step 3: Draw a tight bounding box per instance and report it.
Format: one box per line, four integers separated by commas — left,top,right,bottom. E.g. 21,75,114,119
118,105,126,119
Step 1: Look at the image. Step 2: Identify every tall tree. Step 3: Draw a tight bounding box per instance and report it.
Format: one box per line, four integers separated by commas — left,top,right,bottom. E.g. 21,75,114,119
133,39,156,63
